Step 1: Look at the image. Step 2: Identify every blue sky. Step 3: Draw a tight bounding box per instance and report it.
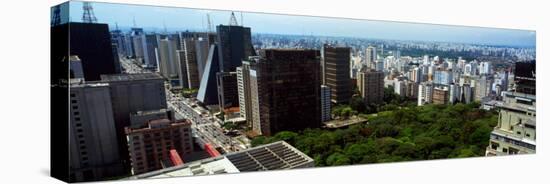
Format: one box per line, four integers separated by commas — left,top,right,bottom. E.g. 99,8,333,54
59,1,536,47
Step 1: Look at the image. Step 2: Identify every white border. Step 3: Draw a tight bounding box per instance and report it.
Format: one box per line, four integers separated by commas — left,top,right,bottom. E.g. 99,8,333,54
0,0,547,183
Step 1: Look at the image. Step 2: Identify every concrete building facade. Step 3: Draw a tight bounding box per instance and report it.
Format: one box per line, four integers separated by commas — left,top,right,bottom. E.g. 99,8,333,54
125,119,193,175
357,69,384,105
69,81,124,182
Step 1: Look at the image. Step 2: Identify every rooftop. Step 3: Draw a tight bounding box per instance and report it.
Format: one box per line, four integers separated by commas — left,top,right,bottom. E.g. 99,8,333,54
100,73,163,82
125,119,191,134
69,78,109,88
126,141,314,179
132,108,171,116
225,141,314,172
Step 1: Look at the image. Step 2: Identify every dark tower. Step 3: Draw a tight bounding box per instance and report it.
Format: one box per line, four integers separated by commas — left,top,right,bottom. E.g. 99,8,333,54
254,49,322,136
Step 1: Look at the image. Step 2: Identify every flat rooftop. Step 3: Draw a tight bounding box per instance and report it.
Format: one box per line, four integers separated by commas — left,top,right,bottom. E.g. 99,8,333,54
100,73,163,82
323,116,367,129
69,78,109,88
126,141,313,179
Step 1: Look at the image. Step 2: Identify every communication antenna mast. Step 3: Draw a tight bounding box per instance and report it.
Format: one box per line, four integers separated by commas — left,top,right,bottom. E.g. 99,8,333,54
132,16,137,27
240,12,243,26
206,13,213,33
51,5,61,26
229,12,238,26
82,2,98,23
163,20,168,33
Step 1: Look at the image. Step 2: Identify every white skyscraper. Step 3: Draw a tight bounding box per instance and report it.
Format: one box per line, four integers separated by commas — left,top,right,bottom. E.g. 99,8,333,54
366,46,377,69
479,61,492,75
418,82,434,106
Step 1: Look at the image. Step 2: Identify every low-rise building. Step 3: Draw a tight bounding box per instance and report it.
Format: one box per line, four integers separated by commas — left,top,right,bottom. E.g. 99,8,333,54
125,119,194,175
126,141,314,179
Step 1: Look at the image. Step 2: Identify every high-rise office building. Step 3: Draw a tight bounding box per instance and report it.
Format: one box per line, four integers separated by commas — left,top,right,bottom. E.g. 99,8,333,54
479,61,492,75
357,69,384,105
514,61,536,95
461,84,474,103
132,34,147,65
182,39,201,89
215,25,256,108
449,83,460,104
52,22,118,81
159,38,179,80
248,49,321,136
144,34,160,68
69,80,124,182
110,29,126,57
486,91,536,156
405,81,418,99
100,73,167,169
236,61,253,126
216,25,255,72
411,67,422,83
125,118,193,175
433,86,449,105
197,44,220,105
375,59,384,72
322,45,352,104
393,79,407,97
434,69,453,85
217,72,239,109
417,82,434,106
475,75,492,101
176,50,189,89
365,46,376,69
321,85,332,122
195,38,210,80
198,24,255,105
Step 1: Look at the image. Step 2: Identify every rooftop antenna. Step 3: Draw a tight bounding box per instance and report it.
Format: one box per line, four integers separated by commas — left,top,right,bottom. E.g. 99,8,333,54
132,16,137,27
51,5,61,26
115,22,119,30
229,12,238,26
206,13,213,33
240,12,243,26
163,20,167,33
82,2,98,23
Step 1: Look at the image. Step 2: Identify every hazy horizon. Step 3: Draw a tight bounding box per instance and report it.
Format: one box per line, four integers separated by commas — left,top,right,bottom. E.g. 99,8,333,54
56,1,536,48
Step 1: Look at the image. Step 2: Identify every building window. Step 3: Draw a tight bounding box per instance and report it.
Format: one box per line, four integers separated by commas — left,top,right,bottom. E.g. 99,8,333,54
71,100,77,104
491,142,499,150
75,117,81,121
517,131,521,135
526,133,531,137
502,148,508,153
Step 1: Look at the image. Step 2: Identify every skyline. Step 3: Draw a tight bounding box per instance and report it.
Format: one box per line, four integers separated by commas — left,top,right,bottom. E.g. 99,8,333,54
58,1,536,48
